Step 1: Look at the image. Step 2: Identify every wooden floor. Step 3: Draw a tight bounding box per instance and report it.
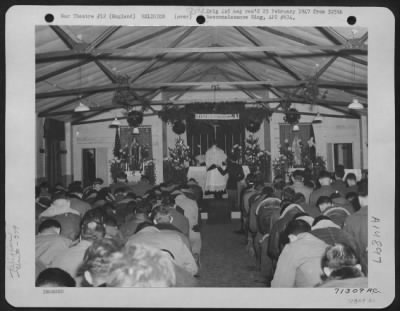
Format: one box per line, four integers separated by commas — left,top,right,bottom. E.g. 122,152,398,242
197,220,267,287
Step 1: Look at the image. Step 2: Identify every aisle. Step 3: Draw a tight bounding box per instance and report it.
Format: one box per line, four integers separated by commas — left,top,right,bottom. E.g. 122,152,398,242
197,220,267,287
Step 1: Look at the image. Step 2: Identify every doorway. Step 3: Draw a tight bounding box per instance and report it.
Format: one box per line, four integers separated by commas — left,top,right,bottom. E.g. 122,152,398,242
333,143,353,169
82,148,96,187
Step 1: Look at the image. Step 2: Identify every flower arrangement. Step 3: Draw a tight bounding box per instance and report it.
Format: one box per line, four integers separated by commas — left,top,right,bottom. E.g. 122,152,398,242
110,157,124,182
164,137,192,183
243,135,271,176
272,137,327,181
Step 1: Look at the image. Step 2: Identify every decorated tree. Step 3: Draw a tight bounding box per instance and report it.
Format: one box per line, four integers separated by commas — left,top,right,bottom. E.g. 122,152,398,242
243,135,271,177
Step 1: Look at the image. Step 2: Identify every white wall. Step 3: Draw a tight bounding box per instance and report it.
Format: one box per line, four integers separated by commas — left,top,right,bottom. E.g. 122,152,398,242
72,115,164,185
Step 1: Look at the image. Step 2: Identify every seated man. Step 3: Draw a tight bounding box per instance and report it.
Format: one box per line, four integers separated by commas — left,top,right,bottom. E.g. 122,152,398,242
172,187,201,257
286,170,313,204
151,205,191,250
119,201,152,240
67,182,92,217
36,219,72,267
271,219,328,287
310,215,360,258
39,198,81,241
126,223,198,276
331,165,347,196
309,171,336,209
317,196,351,228
51,209,106,279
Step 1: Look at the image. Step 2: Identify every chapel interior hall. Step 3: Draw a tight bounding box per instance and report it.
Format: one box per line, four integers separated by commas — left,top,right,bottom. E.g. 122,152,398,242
35,25,368,288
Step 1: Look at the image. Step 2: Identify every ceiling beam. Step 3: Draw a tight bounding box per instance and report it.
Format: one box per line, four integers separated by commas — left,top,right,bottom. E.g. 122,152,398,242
140,53,204,101
50,26,79,50
36,26,180,82
128,27,197,84
316,27,347,45
36,83,125,99
36,43,368,62
235,26,304,81
87,26,121,51
37,94,92,116
40,104,126,117
36,79,367,99
258,27,367,66
223,51,283,98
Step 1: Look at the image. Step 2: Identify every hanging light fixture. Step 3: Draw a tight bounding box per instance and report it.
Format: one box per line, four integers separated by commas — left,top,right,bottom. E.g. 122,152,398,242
74,65,90,112
293,124,300,132
347,29,363,110
110,117,121,128
312,112,323,124
132,127,140,135
348,98,364,110
74,102,90,112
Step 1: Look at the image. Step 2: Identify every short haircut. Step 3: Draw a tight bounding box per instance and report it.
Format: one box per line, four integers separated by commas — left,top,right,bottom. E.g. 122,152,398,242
261,186,274,197
93,178,104,185
38,219,61,233
68,183,83,194
330,191,342,200
293,192,306,204
281,187,296,202
105,244,176,287
81,208,106,241
151,204,172,221
318,170,332,180
321,243,360,271
284,219,311,236
104,215,118,227
312,215,332,227
345,192,361,212
345,173,357,182
316,196,332,207
78,238,123,280
36,268,76,287
334,165,345,178
114,187,126,195
292,170,304,180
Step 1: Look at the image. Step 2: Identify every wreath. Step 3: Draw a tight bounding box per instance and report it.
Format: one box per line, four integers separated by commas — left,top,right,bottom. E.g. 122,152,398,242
127,110,144,127
172,120,186,135
243,108,271,133
283,108,301,125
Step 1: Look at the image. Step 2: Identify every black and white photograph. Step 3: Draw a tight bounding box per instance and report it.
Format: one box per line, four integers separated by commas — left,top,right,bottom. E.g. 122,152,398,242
5,5,395,308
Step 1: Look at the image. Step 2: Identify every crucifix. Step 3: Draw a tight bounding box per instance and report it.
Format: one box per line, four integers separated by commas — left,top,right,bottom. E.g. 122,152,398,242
211,122,220,141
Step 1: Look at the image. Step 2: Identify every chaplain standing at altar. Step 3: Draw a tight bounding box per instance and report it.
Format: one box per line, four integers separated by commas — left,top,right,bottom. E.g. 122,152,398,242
204,144,228,199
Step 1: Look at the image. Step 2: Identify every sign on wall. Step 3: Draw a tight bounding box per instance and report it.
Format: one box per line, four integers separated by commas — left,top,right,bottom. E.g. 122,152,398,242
195,113,240,120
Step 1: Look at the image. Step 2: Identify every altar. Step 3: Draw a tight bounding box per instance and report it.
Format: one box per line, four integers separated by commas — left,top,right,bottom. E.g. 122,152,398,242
187,165,250,199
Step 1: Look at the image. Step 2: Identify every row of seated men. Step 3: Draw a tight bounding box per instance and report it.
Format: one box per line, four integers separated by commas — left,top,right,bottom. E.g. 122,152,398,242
35,177,204,287
239,168,368,287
